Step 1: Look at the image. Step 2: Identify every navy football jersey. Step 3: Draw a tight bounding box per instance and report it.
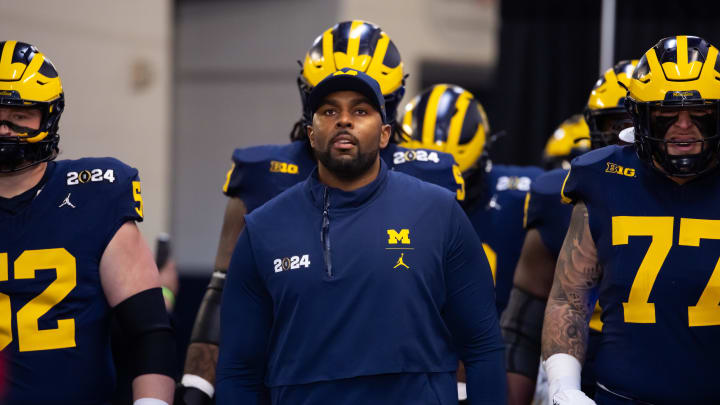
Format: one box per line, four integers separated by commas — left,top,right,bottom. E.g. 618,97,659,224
222,140,464,212
562,145,720,403
466,164,543,314
0,158,143,405
524,168,572,258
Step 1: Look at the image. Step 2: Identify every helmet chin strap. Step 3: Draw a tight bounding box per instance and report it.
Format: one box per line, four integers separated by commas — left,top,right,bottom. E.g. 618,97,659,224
0,135,58,173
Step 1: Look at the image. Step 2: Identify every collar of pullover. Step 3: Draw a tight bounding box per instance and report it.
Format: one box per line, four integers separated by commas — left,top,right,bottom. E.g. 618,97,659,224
305,158,389,212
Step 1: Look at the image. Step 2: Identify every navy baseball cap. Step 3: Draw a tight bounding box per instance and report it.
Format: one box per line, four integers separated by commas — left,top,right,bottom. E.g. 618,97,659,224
308,68,387,123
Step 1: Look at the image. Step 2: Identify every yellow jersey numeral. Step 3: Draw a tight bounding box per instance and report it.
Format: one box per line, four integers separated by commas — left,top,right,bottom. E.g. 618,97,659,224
132,180,144,218
613,216,720,326
0,248,78,352
452,164,465,201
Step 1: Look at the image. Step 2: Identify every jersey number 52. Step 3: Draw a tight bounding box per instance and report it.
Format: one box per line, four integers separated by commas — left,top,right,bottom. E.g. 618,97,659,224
0,249,77,352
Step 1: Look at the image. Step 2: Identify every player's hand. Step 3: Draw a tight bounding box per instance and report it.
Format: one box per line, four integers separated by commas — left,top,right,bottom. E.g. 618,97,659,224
173,384,212,405
551,389,596,405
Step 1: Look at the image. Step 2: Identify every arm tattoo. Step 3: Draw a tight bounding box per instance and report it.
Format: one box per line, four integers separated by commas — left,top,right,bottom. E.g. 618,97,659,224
541,202,602,363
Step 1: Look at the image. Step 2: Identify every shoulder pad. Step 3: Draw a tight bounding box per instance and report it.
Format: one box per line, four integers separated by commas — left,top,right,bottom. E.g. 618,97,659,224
491,164,544,179
561,145,629,205
58,157,139,189
487,164,543,195
531,168,569,197
231,142,304,164
568,144,624,168
381,144,463,200
54,157,143,223
223,141,315,211
383,144,456,167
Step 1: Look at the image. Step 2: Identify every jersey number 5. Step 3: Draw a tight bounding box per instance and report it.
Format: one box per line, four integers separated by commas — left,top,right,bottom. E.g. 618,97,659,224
613,216,720,327
452,164,466,201
0,249,77,352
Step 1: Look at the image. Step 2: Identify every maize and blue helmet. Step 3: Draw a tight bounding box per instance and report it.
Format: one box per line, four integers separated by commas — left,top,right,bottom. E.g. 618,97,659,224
0,41,64,172
626,35,720,177
584,59,638,149
542,114,591,170
293,20,405,140
398,84,490,174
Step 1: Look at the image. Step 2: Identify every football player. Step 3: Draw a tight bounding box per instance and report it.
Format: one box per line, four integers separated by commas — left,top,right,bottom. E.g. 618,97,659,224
0,41,175,404
399,83,543,315
502,60,636,405
541,114,592,170
399,84,542,403
175,21,465,404
543,35,720,404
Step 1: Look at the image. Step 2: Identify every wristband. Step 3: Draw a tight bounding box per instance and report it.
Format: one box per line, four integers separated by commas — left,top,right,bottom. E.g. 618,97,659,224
544,353,582,401
182,374,214,398
134,399,169,405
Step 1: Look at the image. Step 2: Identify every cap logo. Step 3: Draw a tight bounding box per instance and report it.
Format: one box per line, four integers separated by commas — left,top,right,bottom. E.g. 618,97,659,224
333,69,358,76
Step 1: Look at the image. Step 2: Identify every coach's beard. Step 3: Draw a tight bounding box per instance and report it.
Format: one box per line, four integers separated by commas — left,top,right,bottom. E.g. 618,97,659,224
314,137,379,181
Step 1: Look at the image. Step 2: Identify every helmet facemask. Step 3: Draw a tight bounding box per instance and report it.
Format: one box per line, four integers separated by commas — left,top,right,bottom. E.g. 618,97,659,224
630,101,720,177
0,101,63,173
585,107,634,149
0,41,64,173
625,36,720,178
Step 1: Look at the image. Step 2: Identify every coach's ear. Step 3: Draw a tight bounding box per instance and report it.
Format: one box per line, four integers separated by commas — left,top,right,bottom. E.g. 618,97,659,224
380,123,391,149
307,124,316,148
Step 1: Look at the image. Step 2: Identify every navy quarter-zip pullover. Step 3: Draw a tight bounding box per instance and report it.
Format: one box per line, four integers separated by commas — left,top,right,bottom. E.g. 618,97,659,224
216,160,505,404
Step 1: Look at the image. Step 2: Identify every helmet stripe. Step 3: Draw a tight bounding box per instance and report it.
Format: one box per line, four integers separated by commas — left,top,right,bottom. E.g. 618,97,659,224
322,28,336,73
0,41,17,80
332,21,352,55
447,90,471,150
346,20,365,60
422,84,448,146
677,35,688,67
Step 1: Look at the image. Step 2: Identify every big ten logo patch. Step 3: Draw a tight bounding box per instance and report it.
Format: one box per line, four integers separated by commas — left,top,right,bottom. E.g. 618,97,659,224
269,160,299,174
605,162,636,177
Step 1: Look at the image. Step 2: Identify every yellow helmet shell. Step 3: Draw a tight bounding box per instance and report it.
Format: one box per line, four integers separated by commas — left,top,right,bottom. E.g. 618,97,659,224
587,59,638,111
544,114,591,164
301,20,404,96
0,40,64,143
628,35,720,103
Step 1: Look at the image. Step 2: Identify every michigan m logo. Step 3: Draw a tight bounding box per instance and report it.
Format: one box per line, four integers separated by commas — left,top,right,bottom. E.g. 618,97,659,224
387,229,411,244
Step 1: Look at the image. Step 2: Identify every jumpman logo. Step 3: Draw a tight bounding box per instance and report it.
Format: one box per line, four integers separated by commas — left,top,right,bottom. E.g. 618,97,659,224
394,253,409,269
59,193,76,209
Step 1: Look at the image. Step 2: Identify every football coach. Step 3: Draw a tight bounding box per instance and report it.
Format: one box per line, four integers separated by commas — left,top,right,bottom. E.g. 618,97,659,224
215,68,505,405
